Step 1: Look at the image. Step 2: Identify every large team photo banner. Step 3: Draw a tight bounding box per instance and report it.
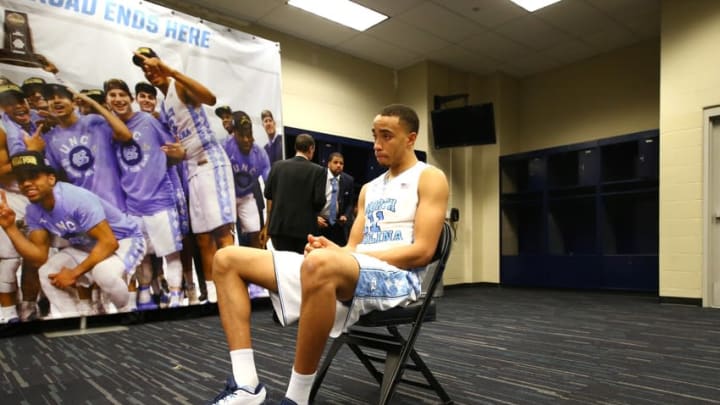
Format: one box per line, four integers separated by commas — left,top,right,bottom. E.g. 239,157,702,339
1,0,283,141
0,0,283,325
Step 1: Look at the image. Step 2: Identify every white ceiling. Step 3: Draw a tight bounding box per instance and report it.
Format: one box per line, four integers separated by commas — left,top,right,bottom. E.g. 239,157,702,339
152,0,660,78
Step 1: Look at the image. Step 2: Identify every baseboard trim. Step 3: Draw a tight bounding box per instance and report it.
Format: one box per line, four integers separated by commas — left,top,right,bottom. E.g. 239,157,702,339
658,296,702,306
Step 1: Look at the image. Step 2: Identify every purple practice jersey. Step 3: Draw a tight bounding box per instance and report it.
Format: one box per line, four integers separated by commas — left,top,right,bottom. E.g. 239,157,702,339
223,138,270,198
115,111,176,216
2,110,42,155
43,114,127,211
25,182,142,249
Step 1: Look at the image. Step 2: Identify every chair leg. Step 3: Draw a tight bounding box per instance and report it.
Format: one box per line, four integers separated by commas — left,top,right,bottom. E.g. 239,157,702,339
378,350,403,405
309,337,344,402
408,348,453,404
347,343,384,384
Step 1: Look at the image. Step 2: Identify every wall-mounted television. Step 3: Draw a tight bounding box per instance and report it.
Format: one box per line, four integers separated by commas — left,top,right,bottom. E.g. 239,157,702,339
431,103,496,149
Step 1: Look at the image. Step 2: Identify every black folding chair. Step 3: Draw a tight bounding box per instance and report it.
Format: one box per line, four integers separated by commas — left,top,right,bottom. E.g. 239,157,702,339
310,221,454,404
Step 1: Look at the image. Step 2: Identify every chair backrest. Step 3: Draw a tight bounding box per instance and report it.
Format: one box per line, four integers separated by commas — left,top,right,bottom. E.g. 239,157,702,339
419,221,453,299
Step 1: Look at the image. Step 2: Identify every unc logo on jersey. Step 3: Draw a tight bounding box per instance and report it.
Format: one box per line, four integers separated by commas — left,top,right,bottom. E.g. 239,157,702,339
120,140,143,166
69,146,94,171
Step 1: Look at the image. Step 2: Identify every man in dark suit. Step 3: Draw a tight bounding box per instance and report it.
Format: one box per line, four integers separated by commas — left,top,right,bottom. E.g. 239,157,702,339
318,152,355,246
262,133,326,254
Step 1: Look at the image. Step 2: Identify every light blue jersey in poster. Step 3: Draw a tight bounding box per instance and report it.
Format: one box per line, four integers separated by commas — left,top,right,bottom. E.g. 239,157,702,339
115,111,176,216
222,139,270,198
2,110,42,156
43,114,127,212
25,182,141,249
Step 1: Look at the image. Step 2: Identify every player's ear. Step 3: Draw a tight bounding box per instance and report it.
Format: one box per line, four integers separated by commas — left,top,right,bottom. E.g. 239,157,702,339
48,173,56,186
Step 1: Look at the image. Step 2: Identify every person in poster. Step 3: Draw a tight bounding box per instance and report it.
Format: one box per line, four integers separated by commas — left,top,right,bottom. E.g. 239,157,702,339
133,46,236,304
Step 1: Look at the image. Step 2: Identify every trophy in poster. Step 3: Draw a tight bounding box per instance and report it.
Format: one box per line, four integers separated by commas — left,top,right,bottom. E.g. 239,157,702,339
0,10,46,68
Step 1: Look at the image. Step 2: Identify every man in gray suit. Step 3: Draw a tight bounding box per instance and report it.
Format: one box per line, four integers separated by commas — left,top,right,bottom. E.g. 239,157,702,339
262,134,326,254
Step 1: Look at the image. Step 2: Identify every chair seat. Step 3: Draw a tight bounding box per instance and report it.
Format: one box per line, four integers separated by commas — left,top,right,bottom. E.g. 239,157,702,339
356,301,436,327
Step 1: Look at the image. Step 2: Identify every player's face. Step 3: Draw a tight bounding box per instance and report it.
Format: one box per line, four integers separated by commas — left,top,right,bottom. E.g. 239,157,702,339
1,96,31,126
220,113,233,134
17,171,55,203
371,114,415,168
47,94,74,119
26,91,48,111
328,156,344,177
262,116,276,137
233,125,254,154
142,66,167,88
136,91,156,113
106,89,133,119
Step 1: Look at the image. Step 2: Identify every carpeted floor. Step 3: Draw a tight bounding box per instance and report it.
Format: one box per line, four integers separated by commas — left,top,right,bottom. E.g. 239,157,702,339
1,285,720,404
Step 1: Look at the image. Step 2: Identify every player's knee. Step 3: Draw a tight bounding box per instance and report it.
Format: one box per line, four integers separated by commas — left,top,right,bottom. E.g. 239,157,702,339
0,258,21,293
301,250,334,288
213,247,234,277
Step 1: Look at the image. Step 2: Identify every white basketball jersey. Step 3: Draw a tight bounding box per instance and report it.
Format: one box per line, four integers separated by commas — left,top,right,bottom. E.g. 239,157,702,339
356,161,427,253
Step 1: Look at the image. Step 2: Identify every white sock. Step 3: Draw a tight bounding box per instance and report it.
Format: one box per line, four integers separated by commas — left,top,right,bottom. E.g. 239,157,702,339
230,348,259,388
285,368,316,405
138,286,152,303
206,280,217,303
127,291,137,309
77,299,92,315
1,305,18,321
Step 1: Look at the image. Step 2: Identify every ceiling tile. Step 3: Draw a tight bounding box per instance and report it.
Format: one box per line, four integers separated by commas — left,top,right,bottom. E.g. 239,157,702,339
353,0,425,17
427,45,496,75
586,0,660,18
258,5,358,48
458,30,531,63
494,14,568,51
366,19,451,54
535,0,614,38
397,2,480,43
582,24,637,54
337,34,422,69
174,0,285,22
441,0,526,28
541,38,596,65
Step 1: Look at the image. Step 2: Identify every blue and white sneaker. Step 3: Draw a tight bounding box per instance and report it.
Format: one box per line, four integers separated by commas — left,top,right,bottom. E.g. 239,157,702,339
136,300,158,311
209,377,266,405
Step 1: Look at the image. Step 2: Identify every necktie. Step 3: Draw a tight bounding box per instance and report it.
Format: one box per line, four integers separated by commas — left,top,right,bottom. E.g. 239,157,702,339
329,177,338,225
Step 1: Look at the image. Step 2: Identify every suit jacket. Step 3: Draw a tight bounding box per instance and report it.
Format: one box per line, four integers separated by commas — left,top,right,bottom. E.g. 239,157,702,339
336,171,355,221
264,155,326,239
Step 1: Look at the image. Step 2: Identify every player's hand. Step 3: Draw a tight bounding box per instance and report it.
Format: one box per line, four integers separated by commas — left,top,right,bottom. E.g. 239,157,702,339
317,216,328,228
49,267,78,289
0,190,17,229
338,215,347,225
24,124,46,152
133,51,174,78
161,136,185,161
305,234,340,256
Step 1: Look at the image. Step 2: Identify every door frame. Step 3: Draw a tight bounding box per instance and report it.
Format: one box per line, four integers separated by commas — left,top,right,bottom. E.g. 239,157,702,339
702,105,720,307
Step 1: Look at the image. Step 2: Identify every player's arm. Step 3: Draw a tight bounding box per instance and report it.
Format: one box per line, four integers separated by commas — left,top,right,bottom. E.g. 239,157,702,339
0,191,52,265
75,91,133,143
67,220,118,279
0,127,13,182
363,167,449,269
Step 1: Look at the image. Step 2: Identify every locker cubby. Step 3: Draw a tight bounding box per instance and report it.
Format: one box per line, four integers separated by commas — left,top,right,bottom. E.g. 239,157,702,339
548,196,596,255
501,202,544,255
501,156,546,194
601,190,659,255
499,130,659,292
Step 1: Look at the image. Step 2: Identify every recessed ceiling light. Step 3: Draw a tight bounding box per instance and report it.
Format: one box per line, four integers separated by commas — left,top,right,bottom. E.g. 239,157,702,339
288,0,388,31
509,0,562,12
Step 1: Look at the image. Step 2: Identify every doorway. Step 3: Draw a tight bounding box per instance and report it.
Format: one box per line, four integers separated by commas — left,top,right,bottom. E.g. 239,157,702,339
703,106,720,307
